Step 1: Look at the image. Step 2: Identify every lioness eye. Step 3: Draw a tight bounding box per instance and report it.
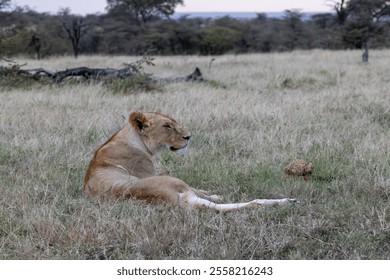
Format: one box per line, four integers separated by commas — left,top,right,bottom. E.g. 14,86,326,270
163,123,172,129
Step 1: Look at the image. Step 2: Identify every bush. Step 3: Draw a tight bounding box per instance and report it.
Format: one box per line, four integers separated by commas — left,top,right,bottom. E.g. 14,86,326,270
200,26,240,55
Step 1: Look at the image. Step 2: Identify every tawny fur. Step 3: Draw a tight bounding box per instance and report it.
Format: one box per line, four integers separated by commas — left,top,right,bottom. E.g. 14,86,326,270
84,111,297,211
284,159,313,181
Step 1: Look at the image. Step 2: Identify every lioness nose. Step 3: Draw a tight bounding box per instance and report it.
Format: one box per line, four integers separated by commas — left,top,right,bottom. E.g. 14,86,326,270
183,135,191,141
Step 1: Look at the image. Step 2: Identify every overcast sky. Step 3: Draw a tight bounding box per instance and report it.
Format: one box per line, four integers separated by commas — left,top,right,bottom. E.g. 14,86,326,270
14,0,332,15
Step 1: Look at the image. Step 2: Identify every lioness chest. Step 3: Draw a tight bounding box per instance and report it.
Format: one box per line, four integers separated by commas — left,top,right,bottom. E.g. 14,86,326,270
96,137,155,179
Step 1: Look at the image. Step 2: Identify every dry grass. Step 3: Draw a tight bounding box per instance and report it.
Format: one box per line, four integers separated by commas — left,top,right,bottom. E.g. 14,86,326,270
1,50,390,259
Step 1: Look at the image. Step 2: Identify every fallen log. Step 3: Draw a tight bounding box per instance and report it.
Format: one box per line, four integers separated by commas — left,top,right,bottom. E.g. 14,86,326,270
21,66,203,83
23,66,135,82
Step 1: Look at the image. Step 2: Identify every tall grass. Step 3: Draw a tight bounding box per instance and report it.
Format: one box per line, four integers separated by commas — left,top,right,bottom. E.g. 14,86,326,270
1,50,390,259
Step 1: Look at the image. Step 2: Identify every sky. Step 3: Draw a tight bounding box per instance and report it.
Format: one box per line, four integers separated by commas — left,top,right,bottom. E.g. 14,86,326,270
14,0,332,15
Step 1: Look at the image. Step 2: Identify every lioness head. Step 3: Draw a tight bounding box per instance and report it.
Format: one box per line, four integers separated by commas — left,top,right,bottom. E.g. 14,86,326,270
129,111,191,155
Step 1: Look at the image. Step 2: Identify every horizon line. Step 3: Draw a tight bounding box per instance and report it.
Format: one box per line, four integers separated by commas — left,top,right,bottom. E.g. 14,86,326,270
174,11,331,13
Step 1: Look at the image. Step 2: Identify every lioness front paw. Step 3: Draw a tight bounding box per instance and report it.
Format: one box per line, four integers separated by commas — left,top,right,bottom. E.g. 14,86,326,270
287,198,300,204
209,194,224,202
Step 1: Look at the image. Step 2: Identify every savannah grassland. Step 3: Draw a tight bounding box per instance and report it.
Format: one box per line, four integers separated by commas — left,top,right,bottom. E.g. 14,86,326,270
1,50,390,260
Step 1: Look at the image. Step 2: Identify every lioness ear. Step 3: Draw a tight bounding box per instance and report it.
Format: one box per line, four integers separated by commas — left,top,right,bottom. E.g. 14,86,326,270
129,112,149,131
155,109,165,115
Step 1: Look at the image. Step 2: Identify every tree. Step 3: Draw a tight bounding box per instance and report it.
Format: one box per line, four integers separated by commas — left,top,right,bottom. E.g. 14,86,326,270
0,0,14,60
345,0,390,48
106,0,183,24
326,0,349,25
0,0,11,11
347,0,390,22
283,10,304,50
27,34,41,59
326,0,390,48
58,8,87,58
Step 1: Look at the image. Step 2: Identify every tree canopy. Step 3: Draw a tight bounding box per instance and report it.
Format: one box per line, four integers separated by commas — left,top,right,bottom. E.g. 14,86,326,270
106,0,183,24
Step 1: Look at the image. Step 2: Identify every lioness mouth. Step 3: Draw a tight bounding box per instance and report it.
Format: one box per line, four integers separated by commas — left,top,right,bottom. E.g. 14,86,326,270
170,145,186,151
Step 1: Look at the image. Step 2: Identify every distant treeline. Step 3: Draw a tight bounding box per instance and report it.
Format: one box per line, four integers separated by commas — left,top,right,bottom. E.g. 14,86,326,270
1,0,390,59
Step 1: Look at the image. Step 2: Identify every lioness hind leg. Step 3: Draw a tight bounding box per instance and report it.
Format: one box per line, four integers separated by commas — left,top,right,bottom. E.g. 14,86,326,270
184,194,298,212
121,176,192,204
190,188,224,202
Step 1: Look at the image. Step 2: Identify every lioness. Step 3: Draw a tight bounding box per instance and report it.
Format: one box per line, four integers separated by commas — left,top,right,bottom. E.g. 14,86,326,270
84,111,297,211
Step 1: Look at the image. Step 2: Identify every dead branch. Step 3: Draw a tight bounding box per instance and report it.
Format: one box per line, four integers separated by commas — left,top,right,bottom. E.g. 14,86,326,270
159,67,203,83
